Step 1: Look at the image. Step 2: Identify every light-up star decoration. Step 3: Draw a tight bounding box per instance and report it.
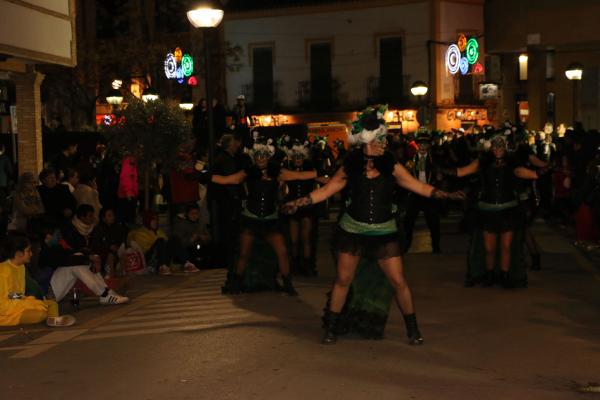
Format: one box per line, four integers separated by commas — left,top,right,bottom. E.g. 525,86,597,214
445,34,482,76
164,48,195,84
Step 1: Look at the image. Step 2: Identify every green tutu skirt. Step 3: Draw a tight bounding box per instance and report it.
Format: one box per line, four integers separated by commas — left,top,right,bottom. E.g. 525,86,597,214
222,236,281,293
466,227,528,288
323,258,395,339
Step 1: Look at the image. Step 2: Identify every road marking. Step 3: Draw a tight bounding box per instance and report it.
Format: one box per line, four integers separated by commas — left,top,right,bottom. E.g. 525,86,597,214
75,317,277,341
0,334,15,343
93,311,260,332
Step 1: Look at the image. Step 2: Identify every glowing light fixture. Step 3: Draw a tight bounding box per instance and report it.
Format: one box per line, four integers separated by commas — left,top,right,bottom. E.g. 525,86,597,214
181,54,194,77
106,88,124,106
111,80,123,89
410,81,429,96
187,2,224,28
459,57,469,75
142,87,159,102
565,62,583,80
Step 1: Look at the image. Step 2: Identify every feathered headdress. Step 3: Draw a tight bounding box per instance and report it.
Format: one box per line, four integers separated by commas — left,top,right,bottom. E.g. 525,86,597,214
279,135,310,160
247,131,275,159
348,105,388,145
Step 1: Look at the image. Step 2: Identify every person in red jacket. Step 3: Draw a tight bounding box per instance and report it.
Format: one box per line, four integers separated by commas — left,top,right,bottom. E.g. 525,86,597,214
117,155,139,224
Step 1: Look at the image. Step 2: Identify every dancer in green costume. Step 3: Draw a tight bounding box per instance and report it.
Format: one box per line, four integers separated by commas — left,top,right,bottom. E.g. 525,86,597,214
284,106,463,345
446,134,542,288
204,137,317,295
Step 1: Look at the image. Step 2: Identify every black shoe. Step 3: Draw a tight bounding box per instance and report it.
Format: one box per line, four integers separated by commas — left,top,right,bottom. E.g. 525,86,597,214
304,257,318,277
403,313,424,345
222,273,242,294
322,310,340,344
282,275,298,296
500,272,513,289
482,270,495,287
531,254,541,271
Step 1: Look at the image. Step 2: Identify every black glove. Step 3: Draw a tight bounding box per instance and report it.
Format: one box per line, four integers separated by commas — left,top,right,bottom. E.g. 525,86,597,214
196,170,213,184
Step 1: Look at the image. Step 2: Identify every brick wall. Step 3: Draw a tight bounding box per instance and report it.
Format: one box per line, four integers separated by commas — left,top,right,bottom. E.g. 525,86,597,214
14,71,45,175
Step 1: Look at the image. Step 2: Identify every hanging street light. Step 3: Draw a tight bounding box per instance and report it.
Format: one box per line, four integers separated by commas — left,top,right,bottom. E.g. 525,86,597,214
410,81,429,97
142,87,159,103
187,1,224,28
565,62,583,125
565,62,583,81
106,88,124,106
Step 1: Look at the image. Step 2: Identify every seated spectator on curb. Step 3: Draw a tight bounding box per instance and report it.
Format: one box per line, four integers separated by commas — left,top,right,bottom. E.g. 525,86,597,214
37,167,77,223
128,210,173,275
171,203,209,273
0,233,75,327
62,204,96,255
91,208,129,277
39,226,129,306
9,172,45,234
61,168,79,194
73,170,102,222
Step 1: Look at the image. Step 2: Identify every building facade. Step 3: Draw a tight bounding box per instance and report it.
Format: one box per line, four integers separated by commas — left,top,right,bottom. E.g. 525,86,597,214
0,0,77,174
486,0,600,131
224,0,489,131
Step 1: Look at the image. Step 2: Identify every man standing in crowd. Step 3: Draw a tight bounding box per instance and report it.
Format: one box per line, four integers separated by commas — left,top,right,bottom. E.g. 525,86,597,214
208,133,245,270
403,131,442,254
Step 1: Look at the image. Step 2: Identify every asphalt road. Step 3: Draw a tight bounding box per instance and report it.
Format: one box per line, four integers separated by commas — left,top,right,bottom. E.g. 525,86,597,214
0,217,599,400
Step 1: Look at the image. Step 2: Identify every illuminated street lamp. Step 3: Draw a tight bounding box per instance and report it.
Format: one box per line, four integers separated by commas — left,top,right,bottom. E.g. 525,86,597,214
565,62,583,80
565,62,583,124
179,96,194,111
187,0,224,167
410,81,429,97
106,88,123,106
187,1,224,28
411,81,429,127
142,87,159,103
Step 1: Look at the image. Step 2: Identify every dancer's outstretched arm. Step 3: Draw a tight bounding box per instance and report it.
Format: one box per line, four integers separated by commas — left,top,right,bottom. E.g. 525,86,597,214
514,167,539,180
281,167,347,213
211,170,247,185
394,163,464,200
279,169,317,182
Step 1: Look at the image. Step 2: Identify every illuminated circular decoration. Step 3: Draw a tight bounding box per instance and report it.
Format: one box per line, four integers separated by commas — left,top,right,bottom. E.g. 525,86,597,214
164,53,177,79
473,62,484,74
457,34,467,52
103,115,113,126
174,47,183,63
466,38,479,64
181,54,194,77
187,76,198,86
445,44,461,75
459,57,469,75
176,67,185,84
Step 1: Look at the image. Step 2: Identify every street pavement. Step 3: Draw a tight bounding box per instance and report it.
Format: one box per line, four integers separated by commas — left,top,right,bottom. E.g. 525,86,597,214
0,217,599,400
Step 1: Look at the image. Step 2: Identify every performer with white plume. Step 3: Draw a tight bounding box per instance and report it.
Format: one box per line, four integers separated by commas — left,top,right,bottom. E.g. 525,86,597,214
283,105,464,345
200,136,317,295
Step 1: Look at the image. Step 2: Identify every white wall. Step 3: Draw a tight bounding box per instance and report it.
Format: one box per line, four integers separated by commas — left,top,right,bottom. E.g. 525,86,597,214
0,0,73,63
224,2,430,110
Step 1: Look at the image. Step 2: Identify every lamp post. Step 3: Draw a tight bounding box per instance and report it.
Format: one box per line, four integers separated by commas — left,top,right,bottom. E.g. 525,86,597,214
187,1,224,168
188,1,224,242
565,62,583,126
411,80,429,128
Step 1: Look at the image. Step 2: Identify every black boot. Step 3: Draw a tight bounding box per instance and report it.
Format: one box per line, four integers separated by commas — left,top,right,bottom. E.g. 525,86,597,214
223,273,242,294
291,256,303,275
531,254,541,271
322,310,340,344
403,313,424,345
304,257,317,277
282,275,298,296
482,270,495,287
500,271,513,289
